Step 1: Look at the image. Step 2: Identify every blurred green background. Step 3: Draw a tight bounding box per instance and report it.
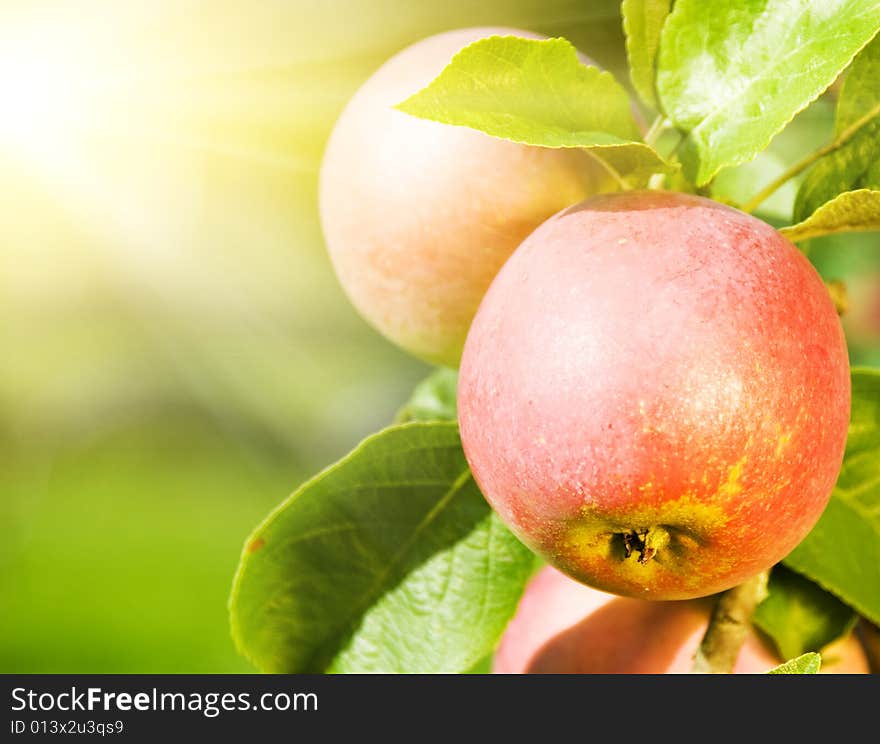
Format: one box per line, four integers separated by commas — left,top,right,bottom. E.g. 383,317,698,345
1,1,877,672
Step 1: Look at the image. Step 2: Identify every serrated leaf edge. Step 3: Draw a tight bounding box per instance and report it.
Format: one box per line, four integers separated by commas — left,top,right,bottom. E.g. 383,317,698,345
668,22,880,185
228,421,463,668
767,652,822,674
395,34,675,178
781,188,880,241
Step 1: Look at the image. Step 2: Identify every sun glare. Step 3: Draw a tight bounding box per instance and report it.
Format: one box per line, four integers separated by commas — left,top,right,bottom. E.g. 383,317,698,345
0,40,91,155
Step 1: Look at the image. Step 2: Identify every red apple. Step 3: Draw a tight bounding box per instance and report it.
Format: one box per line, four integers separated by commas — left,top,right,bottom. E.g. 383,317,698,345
494,566,869,673
319,28,609,367
459,191,850,600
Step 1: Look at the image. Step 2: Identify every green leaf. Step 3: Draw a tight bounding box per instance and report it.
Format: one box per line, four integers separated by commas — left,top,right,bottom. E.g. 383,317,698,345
784,368,880,626
229,421,534,673
622,0,672,109
398,36,639,143
767,652,822,674
466,655,493,674
589,143,678,187
395,368,458,423
782,189,880,241
753,566,856,660
397,35,675,184
794,36,880,222
657,0,880,185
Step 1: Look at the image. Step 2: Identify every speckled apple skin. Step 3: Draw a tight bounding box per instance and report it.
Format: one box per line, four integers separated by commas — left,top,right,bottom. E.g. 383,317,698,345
319,28,608,367
459,191,850,600
492,567,869,674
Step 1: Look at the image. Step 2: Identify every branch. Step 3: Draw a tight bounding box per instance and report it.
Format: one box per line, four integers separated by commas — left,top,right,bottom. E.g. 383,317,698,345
692,571,769,674
742,101,880,214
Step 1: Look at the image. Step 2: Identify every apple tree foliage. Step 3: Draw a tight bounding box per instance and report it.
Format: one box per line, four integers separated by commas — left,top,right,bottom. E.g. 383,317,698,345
230,0,880,674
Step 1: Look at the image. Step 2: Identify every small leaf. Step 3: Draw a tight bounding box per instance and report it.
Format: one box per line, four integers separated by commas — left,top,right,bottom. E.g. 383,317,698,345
782,189,880,241
753,566,856,660
622,0,672,109
397,35,675,184
657,0,880,185
784,368,880,626
395,368,458,423
794,36,880,222
230,422,533,673
767,652,822,674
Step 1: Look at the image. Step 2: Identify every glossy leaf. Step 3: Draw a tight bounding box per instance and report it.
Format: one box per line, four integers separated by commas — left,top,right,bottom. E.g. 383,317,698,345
657,0,880,185
622,0,672,109
782,189,880,241
397,35,674,183
230,422,533,673
794,36,880,221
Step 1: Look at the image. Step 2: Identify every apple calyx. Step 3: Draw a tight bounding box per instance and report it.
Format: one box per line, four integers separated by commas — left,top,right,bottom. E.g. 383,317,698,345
620,525,670,565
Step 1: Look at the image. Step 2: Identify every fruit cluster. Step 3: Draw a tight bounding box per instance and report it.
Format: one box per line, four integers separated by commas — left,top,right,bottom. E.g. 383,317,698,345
319,28,856,672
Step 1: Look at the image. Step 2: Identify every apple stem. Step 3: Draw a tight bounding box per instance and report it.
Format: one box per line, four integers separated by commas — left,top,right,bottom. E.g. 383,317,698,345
643,115,668,148
691,571,769,674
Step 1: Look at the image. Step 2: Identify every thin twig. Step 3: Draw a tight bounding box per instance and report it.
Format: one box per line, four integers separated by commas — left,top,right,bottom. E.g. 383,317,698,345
643,115,668,148
742,101,880,214
692,571,769,674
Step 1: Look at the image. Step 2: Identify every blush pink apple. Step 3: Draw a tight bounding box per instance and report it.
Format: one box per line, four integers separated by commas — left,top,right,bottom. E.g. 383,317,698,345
459,191,850,600
319,27,609,367
494,566,869,674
